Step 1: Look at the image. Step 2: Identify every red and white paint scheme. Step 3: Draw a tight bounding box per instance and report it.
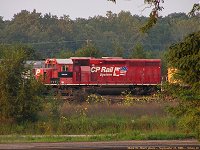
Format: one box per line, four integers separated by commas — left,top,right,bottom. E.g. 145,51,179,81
34,57,161,87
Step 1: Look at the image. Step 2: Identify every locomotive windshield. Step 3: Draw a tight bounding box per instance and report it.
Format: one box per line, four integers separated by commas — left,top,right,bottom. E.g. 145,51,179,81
45,64,55,68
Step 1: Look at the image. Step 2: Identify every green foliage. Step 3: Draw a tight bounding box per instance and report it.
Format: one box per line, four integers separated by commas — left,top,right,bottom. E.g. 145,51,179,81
0,99,195,141
45,97,63,121
163,83,200,139
140,12,158,33
111,40,124,57
56,49,74,58
109,0,164,32
121,90,163,105
121,91,134,106
0,44,44,123
166,31,200,139
75,43,102,57
0,112,191,140
130,43,147,58
1,10,199,59
167,31,200,91
86,94,110,104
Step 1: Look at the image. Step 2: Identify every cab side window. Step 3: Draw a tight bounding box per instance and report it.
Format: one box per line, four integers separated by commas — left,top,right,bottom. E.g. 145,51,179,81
62,65,68,71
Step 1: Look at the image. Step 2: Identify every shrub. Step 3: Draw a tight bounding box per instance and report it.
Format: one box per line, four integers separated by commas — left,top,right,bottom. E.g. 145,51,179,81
0,44,44,123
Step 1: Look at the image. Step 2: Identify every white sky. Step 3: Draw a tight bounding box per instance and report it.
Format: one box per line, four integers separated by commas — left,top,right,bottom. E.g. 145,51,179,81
0,0,199,20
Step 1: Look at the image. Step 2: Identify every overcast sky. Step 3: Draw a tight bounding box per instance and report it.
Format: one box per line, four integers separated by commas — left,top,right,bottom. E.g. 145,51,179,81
0,0,199,20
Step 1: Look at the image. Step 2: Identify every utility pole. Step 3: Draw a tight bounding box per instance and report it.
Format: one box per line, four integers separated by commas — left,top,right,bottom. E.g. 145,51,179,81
86,39,92,46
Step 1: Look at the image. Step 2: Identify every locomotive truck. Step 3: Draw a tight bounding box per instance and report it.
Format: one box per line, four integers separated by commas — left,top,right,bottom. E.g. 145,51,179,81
34,57,161,94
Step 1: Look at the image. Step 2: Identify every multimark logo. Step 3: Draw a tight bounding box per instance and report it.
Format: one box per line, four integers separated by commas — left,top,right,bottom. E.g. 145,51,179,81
91,66,128,77
113,66,128,76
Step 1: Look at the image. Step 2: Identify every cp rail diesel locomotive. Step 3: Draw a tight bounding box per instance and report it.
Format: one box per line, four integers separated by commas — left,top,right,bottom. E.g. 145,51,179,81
34,57,161,94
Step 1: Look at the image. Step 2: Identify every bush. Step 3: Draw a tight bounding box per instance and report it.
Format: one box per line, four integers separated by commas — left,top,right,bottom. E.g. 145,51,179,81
0,44,44,123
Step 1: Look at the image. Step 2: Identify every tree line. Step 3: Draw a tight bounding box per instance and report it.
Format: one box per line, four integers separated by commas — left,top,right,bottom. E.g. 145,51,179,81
0,10,199,58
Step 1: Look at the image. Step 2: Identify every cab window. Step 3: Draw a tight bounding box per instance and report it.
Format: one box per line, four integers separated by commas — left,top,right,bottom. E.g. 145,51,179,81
62,65,68,71
45,64,55,68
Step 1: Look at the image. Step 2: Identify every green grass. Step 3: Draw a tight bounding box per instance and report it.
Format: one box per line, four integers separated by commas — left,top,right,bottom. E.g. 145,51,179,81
0,100,196,143
0,132,195,143
0,115,180,135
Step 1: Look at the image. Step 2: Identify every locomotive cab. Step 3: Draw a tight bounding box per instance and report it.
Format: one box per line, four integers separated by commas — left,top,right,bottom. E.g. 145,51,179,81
34,59,55,84
35,58,73,85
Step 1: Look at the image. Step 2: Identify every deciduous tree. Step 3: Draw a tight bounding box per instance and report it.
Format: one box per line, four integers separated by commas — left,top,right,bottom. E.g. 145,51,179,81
108,0,200,32
0,44,44,123
75,42,102,57
166,31,200,139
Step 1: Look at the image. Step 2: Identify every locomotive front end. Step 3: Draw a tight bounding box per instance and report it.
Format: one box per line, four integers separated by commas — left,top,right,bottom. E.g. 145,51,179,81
35,67,53,84
35,58,74,85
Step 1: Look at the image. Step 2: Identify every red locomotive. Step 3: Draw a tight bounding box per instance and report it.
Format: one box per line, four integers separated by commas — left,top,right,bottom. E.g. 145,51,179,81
35,57,161,94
